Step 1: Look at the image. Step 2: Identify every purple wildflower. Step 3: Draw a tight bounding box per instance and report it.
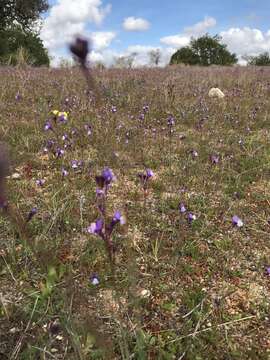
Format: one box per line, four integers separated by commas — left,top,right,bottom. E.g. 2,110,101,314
179,203,187,213
102,168,116,184
107,211,126,235
167,115,175,127
210,154,220,165
58,112,68,123
36,179,45,186
143,105,149,113
111,106,117,113
84,124,92,136
61,168,68,177
139,113,145,121
44,122,53,131
191,150,198,159
90,273,100,285
87,219,104,237
232,215,243,227
62,133,69,141
26,207,37,222
266,267,270,276
188,213,196,223
112,211,126,225
15,93,21,101
55,148,64,158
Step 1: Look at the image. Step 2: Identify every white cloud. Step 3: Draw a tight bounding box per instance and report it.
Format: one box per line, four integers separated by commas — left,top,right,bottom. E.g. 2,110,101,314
160,16,216,48
41,0,111,51
90,31,116,51
160,35,190,48
220,27,270,60
184,16,216,36
122,17,150,31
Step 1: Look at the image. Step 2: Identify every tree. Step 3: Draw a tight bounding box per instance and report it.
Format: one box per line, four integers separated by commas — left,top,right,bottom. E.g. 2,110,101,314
149,49,161,66
0,1,49,66
0,25,49,66
246,52,270,66
170,34,237,66
113,52,137,68
0,0,49,30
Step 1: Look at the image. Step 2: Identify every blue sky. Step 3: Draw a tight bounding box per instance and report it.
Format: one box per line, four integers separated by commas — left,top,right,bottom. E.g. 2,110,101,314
42,0,270,66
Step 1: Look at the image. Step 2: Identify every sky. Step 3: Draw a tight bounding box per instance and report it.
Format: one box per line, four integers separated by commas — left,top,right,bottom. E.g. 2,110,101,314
40,0,270,66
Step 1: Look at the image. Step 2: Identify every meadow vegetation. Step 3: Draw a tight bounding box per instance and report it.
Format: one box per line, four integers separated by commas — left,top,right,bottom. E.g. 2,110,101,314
0,65,270,359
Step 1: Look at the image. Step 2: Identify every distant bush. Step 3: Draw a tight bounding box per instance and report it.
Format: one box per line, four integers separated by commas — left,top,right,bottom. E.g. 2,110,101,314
246,52,270,66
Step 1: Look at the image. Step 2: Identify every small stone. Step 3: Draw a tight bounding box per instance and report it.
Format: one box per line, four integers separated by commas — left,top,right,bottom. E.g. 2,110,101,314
140,289,151,298
11,173,21,179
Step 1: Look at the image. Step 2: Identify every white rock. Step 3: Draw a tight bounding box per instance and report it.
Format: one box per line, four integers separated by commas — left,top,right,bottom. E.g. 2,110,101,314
11,172,21,179
208,88,225,99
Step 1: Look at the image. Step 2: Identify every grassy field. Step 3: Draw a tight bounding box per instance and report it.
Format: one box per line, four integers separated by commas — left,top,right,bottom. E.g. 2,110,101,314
0,65,270,359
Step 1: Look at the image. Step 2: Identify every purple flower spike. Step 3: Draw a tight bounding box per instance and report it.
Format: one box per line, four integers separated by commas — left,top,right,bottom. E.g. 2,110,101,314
232,215,244,227
90,273,100,285
179,203,187,213
26,207,37,222
44,122,53,131
36,179,45,186
188,213,196,223
87,219,104,236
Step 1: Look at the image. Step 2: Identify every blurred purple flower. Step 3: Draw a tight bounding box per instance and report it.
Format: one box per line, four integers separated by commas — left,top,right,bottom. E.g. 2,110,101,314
87,219,104,237
266,267,270,276
210,154,220,165
44,122,53,131
232,215,243,227
26,207,37,222
61,168,68,177
167,115,175,127
55,148,64,158
36,179,45,186
188,213,196,223
70,37,89,65
179,203,187,213
111,106,117,113
90,273,100,285
84,124,92,136
143,105,149,113
191,150,198,159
